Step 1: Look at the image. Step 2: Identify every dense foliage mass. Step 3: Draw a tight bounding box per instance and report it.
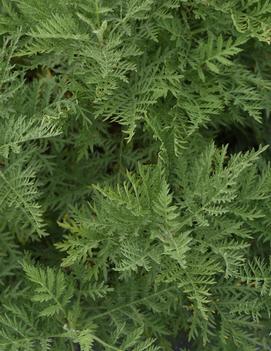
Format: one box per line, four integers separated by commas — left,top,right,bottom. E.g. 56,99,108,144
1,1,271,350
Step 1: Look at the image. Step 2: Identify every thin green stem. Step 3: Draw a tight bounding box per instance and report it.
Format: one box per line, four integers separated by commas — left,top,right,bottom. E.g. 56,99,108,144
90,286,174,321
94,336,123,351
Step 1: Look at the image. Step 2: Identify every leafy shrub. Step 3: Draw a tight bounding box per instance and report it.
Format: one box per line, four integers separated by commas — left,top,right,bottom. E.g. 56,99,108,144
0,1,271,350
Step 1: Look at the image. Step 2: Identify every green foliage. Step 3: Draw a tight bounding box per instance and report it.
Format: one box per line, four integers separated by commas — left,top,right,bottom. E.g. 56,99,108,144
0,0,271,350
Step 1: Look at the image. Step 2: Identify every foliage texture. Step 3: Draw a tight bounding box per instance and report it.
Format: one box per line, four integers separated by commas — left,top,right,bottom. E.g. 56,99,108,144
0,0,271,350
